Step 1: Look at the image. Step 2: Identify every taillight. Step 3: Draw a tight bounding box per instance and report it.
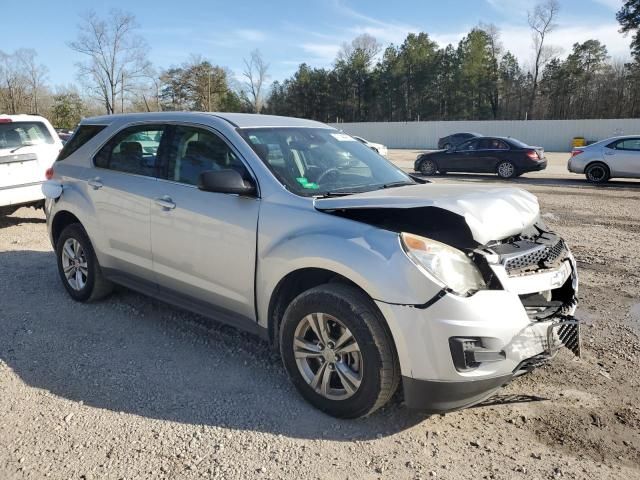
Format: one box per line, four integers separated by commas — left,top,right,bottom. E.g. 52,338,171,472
0,118,12,123
525,150,538,160
45,167,54,180
571,150,584,157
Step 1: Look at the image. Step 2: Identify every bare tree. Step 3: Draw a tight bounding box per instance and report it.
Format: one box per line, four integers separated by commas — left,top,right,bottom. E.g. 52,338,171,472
69,9,151,114
337,33,381,67
527,0,560,118
0,50,29,114
16,49,48,114
242,49,269,113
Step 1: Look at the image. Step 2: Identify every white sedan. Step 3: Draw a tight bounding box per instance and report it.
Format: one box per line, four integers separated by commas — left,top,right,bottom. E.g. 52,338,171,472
352,135,388,157
568,135,640,183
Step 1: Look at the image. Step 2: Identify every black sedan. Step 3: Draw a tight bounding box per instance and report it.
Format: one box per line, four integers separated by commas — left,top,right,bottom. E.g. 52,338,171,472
415,136,547,179
437,132,482,150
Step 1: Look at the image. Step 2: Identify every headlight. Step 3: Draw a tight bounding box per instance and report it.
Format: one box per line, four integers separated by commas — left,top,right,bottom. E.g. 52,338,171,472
400,232,486,296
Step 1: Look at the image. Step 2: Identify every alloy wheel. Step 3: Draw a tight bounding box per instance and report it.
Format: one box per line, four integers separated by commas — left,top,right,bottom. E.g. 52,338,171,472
498,162,515,178
61,238,88,291
420,160,437,175
293,313,363,400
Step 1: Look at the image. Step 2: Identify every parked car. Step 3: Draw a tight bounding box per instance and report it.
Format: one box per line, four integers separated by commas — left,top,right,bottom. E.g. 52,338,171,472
43,112,579,418
352,135,388,157
0,114,63,215
437,132,482,150
415,136,547,179
568,135,640,183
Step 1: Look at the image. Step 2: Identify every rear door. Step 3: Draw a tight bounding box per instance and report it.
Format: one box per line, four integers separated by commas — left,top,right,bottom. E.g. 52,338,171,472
0,120,60,202
150,124,260,320
89,124,168,281
605,138,640,176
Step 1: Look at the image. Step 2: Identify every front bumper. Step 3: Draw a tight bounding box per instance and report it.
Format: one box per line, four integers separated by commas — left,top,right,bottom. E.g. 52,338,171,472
376,247,579,412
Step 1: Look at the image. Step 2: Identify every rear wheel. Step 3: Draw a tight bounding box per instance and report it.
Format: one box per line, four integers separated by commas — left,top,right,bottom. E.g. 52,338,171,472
496,161,516,179
56,224,113,302
419,158,438,176
280,283,400,418
585,163,610,183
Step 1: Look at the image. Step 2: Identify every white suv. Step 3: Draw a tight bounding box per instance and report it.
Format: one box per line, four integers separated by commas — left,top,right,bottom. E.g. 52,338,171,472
0,114,63,215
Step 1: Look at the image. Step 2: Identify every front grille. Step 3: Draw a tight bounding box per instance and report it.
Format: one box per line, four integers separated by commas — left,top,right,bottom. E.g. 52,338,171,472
499,238,567,275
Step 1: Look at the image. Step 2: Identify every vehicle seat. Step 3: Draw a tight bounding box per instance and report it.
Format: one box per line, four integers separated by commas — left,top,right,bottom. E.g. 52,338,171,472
121,141,143,164
179,140,219,185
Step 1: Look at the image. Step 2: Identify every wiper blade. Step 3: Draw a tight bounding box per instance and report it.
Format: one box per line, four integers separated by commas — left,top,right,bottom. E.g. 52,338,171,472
10,144,33,153
315,191,360,198
380,181,415,189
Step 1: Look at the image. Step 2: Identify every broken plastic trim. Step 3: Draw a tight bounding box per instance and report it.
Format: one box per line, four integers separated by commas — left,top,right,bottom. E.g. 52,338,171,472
379,288,448,310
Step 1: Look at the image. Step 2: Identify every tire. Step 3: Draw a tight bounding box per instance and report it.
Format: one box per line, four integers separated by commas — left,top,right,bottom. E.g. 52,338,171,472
419,158,438,176
496,160,516,179
585,162,610,184
279,283,400,418
55,223,113,302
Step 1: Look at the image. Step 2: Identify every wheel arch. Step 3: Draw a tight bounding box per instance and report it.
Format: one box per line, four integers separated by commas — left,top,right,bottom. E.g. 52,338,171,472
51,210,82,247
267,267,371,349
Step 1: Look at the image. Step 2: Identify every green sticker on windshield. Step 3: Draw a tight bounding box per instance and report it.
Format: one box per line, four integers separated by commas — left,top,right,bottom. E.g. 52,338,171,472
296,177,319,189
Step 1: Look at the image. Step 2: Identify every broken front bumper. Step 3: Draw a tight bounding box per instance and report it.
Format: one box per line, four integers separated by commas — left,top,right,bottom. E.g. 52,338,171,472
376,246,580,413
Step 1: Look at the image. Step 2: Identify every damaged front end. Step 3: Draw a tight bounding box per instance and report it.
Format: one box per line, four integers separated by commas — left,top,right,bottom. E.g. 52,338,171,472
476,222,581,361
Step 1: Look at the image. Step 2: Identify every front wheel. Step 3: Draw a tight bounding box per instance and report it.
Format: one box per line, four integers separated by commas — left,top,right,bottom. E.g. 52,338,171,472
56,223,113,302
496,161,516,179
280,284,400,418
419,158,438,176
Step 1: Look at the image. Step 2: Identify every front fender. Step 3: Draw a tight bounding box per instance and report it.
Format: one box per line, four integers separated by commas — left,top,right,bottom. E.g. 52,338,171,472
255,200,441,328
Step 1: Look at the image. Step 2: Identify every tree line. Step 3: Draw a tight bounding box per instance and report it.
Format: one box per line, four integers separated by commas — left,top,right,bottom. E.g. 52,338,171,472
267,1,640,121
1,0,640,128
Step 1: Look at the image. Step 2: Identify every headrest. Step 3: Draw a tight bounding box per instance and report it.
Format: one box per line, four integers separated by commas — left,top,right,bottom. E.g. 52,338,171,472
121,141,142,156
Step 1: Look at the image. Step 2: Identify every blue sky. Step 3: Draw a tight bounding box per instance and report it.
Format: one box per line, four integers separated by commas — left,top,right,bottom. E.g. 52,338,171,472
1,0,631,90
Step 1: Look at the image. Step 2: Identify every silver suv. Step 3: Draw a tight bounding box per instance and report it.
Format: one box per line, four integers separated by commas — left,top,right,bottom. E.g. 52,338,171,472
44,112,580,418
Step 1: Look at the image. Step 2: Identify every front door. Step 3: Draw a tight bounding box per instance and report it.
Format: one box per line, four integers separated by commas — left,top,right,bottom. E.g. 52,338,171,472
446,138,480,171
151,124,260,320
89,124,168,281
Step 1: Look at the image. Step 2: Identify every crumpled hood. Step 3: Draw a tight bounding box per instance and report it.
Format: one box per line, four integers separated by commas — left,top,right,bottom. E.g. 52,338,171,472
314,184,540,245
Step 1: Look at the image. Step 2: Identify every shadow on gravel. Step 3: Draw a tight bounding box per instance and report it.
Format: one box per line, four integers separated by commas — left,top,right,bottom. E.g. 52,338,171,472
0,215,46,228
0,250,428,440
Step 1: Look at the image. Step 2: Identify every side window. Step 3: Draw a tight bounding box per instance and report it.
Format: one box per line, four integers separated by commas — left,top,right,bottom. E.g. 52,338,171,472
94,125,165,176
482,138,508,150
165,125,248,186
57,125,106,161
616,138,640,151
458,139,478,151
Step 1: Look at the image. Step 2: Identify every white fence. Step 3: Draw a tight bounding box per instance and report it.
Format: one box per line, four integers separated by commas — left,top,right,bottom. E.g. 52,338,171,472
330,119,640,152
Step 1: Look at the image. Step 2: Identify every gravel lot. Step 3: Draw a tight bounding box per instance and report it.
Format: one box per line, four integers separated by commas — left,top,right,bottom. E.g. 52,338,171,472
1,151,639,479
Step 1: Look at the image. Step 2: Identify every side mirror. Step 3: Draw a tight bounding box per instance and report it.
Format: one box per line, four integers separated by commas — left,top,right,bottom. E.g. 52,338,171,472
446,146,455,152
198,169,257,196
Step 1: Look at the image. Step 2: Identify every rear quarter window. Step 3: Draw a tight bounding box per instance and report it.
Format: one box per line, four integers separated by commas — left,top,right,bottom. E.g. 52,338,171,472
57,125,106,161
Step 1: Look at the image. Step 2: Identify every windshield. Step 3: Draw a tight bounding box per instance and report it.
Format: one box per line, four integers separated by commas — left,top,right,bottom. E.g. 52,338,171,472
241,128,412,196
0,122,54,150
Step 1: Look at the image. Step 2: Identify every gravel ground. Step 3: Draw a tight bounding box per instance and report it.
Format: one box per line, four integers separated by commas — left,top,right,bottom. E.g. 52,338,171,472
1,151,639,479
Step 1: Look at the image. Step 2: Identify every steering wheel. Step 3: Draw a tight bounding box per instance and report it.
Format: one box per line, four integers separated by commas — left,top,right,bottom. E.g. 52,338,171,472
316,168,341,185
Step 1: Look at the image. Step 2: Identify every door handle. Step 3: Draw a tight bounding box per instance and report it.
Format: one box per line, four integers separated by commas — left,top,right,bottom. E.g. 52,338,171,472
604,151,615,155
155,196,176,210
87,177,103,190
